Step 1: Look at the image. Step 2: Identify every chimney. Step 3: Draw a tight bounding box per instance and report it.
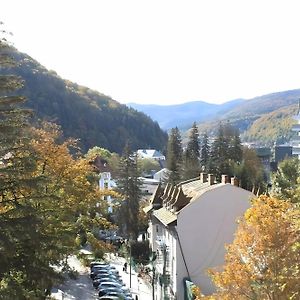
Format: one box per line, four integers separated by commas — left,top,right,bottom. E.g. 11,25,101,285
231,176,239,187
221,174,229,184
208,174,215,185
200,172,208,183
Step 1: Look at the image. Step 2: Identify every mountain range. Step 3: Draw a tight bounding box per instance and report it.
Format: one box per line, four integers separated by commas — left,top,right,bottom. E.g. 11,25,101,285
129,90,300,145
4,47,300,150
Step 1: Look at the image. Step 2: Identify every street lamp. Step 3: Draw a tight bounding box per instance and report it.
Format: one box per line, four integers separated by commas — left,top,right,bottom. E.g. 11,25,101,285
151,251,157,300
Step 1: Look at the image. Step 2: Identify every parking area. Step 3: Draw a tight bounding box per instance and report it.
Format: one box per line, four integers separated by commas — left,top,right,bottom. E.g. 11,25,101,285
51,254,152,300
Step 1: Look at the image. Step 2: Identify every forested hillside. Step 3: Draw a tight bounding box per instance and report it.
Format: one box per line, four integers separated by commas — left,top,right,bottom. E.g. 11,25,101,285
5,48,168,153
242,105,298,144
194,91,300,146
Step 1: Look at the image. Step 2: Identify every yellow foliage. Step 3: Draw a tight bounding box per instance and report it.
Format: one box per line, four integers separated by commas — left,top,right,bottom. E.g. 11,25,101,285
209,196,300,300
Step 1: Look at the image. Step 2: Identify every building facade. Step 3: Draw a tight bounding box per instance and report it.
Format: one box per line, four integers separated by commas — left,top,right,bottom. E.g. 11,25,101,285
144,174,254,299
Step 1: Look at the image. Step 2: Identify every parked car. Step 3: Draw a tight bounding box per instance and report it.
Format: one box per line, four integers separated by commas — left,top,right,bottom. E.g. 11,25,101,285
90,268,119,279
102,291,126,299
90,261,108,270
98,287,125,297
93,277,123,289
93,273,122,281
91,264,115,272
98,296,122,300
97,281,123,291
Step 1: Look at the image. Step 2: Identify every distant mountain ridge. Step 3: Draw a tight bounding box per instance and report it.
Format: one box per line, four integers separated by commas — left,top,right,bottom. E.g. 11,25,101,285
128,98,245,130
6,48,168,154
129,89,300,146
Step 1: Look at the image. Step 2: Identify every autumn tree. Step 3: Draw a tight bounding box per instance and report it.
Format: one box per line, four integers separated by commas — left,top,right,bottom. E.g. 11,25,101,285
166,127,183,184
0,34,51,299
31,123,115,252
182,122,200,180
209,196,300,300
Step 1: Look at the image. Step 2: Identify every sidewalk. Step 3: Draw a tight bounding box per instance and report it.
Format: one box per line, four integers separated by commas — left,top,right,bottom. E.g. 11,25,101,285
107,254,152,300
51,256,97,300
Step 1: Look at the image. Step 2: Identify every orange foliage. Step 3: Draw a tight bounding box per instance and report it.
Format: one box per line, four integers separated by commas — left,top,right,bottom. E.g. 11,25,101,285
209,196,300,300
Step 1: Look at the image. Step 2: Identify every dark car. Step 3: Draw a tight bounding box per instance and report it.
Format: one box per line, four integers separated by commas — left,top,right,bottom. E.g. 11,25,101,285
98,287,124,297
90,261,108,269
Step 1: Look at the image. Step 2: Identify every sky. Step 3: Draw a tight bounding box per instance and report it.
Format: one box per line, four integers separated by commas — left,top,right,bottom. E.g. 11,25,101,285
2,0,300,105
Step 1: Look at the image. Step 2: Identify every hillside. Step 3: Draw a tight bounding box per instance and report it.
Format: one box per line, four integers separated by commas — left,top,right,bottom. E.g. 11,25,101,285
242,105,298,145
5,48,168,153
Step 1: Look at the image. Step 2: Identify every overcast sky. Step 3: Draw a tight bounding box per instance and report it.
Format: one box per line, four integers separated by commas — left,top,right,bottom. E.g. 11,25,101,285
2,0,300,105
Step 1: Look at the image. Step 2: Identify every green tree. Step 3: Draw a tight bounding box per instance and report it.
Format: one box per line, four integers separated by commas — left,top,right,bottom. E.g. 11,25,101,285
271,157,300,203
209,124,230,178
200,132,210,172
138,157,161,176
166,127,183,184
233,147,265,192
183,122,200,180
115,143,142,239
230,129,243,163
209,123,243,180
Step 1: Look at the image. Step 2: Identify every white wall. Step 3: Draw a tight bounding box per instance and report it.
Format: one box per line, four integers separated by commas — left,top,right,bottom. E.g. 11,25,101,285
176,184,253,295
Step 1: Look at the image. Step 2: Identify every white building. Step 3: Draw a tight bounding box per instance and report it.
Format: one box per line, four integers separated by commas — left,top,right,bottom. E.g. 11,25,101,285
153,168,169,182
144,173,254,299
137,149,166,161
99,172,116,213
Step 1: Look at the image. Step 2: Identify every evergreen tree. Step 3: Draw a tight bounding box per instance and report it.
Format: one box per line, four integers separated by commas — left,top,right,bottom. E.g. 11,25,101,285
115,143,142,239
200,132,210,172
166,127,183,184
209,123,243,180
209,123,230,178
183,122,200,179
229,128,243,163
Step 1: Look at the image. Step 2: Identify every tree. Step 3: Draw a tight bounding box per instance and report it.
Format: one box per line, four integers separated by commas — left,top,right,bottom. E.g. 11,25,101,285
183,122,200,180
209,123,243,180
209,196,300,300
209,123,230,178
115,143,142,239
271,157,300,203
234,147,265,192
229,129,243,163
0,34,51,299
200,132,210,172
0,34,113,298
137,157,161,176
166,127,183,184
